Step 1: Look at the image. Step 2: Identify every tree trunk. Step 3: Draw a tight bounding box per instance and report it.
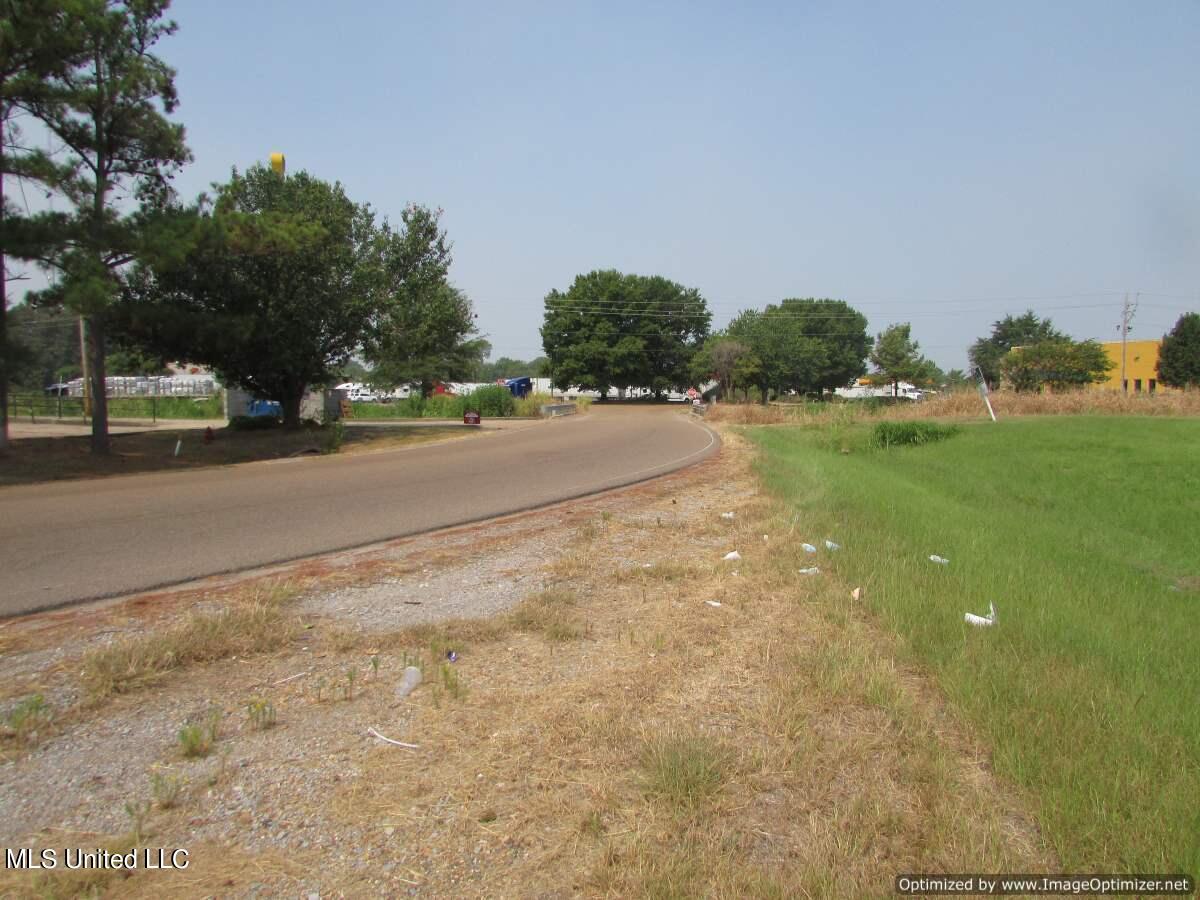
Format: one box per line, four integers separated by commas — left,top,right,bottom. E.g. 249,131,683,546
87,315,110,454
0,116,8,453
759,386,769,405
281,382,304,429
0,255,8,452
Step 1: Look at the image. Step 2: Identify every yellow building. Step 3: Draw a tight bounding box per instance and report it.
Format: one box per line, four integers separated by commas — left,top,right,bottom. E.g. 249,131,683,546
1096,340,1164,392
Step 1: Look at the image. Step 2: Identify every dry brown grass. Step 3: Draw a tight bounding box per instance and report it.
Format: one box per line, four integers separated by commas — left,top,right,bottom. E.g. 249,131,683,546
509,588,588,641
707,386,1200,426
0,836,305,900
80,581,301,700
322,431,1053,896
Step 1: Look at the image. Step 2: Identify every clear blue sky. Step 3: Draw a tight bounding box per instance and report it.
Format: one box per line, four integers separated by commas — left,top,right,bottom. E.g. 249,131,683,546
160,0,1200,369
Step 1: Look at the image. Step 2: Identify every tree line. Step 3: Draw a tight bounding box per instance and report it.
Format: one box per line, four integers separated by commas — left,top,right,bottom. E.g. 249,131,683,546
540,271,951,402
543,274,1200,401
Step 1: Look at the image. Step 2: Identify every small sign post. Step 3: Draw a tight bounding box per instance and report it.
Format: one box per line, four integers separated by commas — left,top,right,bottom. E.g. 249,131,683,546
974,366,997,422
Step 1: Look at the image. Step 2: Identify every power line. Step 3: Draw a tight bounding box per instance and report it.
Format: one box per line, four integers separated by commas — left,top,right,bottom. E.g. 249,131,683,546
540,301,1122,319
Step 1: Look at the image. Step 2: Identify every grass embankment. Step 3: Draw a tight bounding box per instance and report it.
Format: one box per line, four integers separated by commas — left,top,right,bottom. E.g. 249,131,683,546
750,416,1200,872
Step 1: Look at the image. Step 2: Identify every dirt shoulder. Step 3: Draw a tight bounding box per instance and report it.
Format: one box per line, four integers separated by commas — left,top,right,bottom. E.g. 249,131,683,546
0,428,1054,898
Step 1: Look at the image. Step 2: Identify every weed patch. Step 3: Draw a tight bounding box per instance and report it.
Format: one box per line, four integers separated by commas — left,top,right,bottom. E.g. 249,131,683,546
639,731,728,811
872,419,960,448
2,694,54,745
509,589,586,641
178,709,221,758
81,583,300,700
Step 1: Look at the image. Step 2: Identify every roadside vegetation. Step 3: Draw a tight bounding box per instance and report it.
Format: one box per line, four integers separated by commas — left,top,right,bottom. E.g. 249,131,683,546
349,390,591,419
82,582,302,700
748,415,1200,872
708,385,1200,426
5,392,223,422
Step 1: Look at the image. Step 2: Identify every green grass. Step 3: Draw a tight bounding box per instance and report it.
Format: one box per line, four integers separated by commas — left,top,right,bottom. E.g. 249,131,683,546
749,416,1200,872
8,392,223,420
639,732,728,811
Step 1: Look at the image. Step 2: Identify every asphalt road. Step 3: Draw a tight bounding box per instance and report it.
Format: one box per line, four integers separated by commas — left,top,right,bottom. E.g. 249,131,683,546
0,407,717,617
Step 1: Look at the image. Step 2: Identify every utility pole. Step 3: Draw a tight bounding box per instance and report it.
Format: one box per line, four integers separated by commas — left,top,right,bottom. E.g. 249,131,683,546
1119,293,1139,392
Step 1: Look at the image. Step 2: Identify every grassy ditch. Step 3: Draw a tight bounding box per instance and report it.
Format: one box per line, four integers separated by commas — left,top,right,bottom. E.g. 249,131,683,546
748,415,1200,872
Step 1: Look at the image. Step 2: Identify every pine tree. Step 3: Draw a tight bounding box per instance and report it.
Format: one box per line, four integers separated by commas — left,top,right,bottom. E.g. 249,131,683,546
26,0,189,453
0,0,84,449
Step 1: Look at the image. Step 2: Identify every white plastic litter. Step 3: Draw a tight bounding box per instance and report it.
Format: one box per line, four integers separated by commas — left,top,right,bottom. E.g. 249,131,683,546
929,555,950,565
720,512,735,520
851,587,862,601
723,551,742,562
798,566,820,576
825,540,841,551
964,602,997,627
396,666,423,698
762,534,769,542
705,600,722,608
642,563,653,568
801,543,817,554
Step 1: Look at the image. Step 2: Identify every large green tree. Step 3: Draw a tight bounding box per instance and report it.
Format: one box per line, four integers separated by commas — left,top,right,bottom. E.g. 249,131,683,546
870,323,937,396
688,335,755,400
726,298,869,403
120,166,382,426
968,311,1066,389
5,302,80,387
360,202,482,397
0,0,86,448
366,282,484,398
999,339,1113,392
1157,313,1200,388
541,270,710,396
120,166,461,425
23,0,189,453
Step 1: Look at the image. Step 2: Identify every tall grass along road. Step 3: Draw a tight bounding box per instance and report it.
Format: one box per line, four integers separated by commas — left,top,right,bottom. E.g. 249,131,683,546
750,416,1199,874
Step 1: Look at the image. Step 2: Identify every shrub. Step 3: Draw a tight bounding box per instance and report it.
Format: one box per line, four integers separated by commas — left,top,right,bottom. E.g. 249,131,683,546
872,420,960,448
459,385,515,417
514,392,554,417
421,393,463,418
227,414,281,431
4,694,53,743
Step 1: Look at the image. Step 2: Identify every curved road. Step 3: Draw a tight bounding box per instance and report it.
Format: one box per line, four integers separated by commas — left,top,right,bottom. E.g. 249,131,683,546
0,407,717,617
